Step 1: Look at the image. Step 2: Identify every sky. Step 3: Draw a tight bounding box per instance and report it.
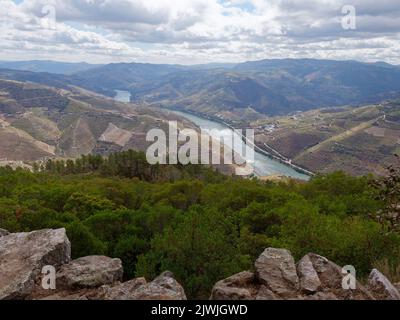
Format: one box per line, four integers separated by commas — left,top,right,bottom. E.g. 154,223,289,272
1,0,399,65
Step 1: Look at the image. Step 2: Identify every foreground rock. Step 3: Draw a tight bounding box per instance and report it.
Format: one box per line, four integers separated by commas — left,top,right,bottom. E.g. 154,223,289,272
34,272,187,300
255,248,299,298
0,229,71,300
211,271,257,300
297,255,321,293
2,228,399,300
367,269,400,300
101,272,187,300
305,253,373,300
0,229,187,300
56,256,123,289
211,248,399,300
0,229,9,237
101,278,147,300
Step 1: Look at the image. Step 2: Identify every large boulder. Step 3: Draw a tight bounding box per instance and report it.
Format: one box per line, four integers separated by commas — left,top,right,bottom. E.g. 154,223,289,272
255,248,299,298
0,229,9,237
102,271,187,300
0,229,71,300
305,253,374,300
367,269,400,300
56,256,123,289
297,255,321,294
101,278,148,300
210,271,257,300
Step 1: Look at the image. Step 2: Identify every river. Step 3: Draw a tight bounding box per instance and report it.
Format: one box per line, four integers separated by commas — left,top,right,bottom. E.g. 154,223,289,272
171,110,310,180
114,90,310,180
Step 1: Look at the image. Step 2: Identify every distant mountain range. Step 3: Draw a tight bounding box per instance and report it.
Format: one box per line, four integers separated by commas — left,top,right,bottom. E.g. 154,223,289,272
1,59,400,117
2,58,399,119
0,60,101,75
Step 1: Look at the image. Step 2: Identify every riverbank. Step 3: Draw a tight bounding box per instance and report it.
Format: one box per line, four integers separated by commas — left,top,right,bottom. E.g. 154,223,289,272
169,108,314,179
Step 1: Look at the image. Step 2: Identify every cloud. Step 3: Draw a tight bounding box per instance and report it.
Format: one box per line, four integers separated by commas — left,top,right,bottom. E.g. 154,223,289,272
0,0,399,64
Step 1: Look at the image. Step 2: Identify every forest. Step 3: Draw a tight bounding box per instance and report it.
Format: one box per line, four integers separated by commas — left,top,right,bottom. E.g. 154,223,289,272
1,150,399,299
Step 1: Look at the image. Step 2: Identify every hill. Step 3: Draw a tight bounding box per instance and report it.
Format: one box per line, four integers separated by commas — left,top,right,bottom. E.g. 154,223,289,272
0,79,189,163
252,101,400,176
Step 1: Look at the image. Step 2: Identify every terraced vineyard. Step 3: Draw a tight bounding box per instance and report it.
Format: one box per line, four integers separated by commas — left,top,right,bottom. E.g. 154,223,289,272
252,102,400,176
0,79,190,164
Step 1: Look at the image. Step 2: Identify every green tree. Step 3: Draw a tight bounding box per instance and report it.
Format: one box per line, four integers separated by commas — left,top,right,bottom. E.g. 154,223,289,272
136,206,250,299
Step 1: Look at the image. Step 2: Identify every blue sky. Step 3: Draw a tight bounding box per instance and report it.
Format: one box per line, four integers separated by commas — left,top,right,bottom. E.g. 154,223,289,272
2,0,400,64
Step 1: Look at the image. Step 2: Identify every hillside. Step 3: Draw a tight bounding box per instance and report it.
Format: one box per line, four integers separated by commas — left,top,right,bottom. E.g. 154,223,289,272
0,79,191,163
252,101,400,176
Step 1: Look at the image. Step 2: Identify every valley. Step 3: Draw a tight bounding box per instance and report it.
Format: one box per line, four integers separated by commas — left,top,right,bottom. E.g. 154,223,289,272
0,79,193,164
0,58,399,177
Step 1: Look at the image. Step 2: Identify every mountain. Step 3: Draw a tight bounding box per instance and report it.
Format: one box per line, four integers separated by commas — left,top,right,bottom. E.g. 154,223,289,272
252,101,400,176
0,78,187,162
73,62,187,96
67,58,400,119
0,60,101,75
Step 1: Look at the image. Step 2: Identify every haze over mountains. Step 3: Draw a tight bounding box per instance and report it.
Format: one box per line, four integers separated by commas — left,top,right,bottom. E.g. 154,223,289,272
1,59,400,120
0,60,101,75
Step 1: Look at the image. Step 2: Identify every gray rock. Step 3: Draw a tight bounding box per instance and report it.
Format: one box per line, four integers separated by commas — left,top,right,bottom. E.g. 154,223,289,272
254,248,299,298
56,256,123,289
210,271,256,300
301,292,338,300
102,278,147,300
255,285,279,300
0,229,9,237
0,228,71,300
367,269,400,300
37,272,187,300
297,254,321,293
122,272,187,300
306,253,374,300
40,293,89,300
209,249,385,301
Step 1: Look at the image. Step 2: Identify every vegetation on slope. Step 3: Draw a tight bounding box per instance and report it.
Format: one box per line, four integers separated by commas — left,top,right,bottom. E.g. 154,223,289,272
0,151,399,299
253,101,400,176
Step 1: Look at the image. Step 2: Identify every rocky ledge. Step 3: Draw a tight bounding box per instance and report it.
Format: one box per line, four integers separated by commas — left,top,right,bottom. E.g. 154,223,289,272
211,248,400,300
1,228,399,300
0,228,186,300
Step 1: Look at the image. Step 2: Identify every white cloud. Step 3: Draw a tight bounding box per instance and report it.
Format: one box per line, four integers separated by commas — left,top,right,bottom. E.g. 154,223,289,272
0,0,399,64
